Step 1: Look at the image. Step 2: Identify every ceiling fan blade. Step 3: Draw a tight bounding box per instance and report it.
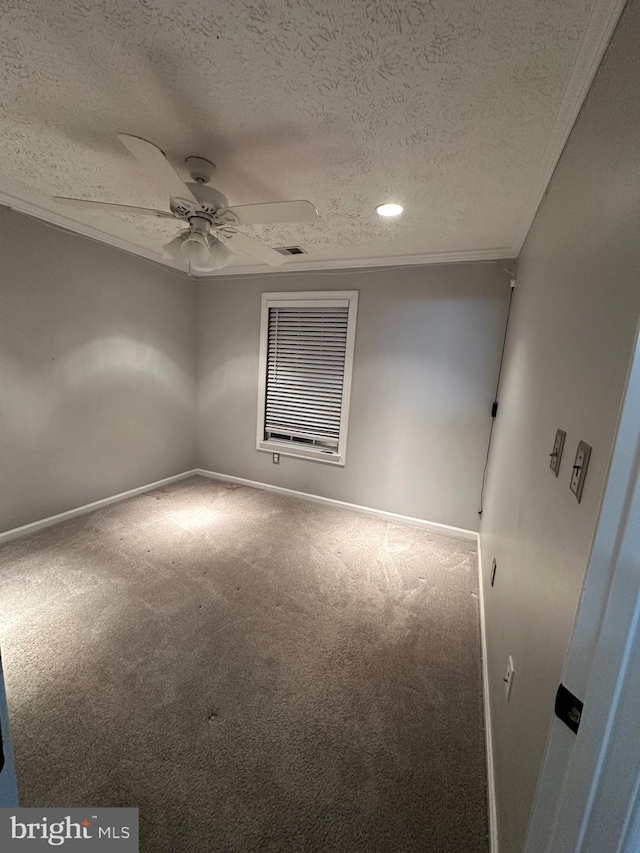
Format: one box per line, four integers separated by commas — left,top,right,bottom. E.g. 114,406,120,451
53,197,176,218
215,200,318,226
215,228,287,266
190,250,233,273
117,134,198,205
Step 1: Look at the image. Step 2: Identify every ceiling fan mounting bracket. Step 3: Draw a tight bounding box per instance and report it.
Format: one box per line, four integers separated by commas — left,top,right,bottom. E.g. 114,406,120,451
185,156,216,184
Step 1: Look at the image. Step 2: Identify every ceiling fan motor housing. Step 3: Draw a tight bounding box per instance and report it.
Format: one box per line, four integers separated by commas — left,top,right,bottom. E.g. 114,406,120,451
170,183,230,220
188,215,212,236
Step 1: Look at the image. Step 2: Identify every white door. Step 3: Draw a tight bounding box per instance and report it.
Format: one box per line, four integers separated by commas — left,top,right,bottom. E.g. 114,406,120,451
0,649,18,807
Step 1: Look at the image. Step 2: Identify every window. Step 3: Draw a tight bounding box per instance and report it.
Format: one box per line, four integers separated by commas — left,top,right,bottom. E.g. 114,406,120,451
256,291,358,466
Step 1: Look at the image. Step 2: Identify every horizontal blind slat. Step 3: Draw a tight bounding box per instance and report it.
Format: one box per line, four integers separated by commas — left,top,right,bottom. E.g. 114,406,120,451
266,407,341,419
267,396,342,408
266,394,342,407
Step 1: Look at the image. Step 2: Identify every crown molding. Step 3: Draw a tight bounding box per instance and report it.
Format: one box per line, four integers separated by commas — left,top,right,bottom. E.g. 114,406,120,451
0,189,185,273
194,246,517,279
0,188,515,276
513,0,627,253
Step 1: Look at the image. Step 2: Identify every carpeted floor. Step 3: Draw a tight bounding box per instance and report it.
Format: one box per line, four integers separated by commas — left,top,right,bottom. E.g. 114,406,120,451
0,475,488,852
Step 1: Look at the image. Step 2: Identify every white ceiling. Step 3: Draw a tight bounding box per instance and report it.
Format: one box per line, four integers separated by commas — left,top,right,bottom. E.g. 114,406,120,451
0,0,624,275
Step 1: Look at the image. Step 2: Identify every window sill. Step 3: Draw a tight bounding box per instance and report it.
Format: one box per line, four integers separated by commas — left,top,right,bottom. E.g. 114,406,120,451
257,439,345,467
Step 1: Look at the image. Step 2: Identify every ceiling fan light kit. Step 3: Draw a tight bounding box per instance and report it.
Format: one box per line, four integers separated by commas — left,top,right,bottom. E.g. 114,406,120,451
207,239,234,270
162,216,234,273
51,134,319,274
180,231,210,267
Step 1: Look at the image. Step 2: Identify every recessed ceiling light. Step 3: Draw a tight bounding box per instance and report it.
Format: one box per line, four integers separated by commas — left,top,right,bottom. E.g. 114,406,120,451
376,202,403,217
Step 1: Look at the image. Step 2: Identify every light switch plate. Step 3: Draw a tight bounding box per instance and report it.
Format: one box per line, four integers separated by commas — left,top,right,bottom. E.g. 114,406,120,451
570,441,591,503
504,655,515,701
549,429,566,477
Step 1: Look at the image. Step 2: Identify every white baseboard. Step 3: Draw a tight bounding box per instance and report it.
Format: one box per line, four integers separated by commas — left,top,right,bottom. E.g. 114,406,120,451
477,538,499,852
0,470,198,545
194,468,478,540
1,466,478,545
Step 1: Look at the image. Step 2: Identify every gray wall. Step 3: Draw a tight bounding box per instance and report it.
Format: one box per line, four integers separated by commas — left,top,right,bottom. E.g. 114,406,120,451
480,3,640,851
196,264,510,532
0,207,197,532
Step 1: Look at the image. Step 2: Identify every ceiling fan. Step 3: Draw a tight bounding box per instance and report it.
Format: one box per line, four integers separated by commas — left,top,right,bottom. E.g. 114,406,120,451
52,134,318,272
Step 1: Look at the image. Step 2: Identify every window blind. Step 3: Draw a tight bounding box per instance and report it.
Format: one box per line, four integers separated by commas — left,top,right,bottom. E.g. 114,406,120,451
264,305,349,449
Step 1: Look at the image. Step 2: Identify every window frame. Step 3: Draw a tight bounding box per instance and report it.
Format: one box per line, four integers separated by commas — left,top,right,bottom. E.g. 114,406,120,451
256,290,358,467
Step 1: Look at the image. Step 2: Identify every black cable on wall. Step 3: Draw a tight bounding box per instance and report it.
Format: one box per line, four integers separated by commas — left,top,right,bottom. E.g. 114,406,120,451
478,272,516,518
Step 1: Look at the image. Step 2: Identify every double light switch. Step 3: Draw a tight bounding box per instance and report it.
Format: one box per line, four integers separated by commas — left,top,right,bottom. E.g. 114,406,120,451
549,430,591,503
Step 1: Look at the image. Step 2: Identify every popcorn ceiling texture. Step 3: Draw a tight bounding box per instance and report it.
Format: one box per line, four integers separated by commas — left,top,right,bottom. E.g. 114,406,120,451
0,0,595,266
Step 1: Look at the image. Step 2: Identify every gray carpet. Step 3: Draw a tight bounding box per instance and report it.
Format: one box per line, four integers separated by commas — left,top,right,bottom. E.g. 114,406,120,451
0,476,488,852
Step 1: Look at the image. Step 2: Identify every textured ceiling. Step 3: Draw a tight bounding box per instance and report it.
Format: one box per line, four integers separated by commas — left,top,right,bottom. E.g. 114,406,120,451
0,0,616,272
